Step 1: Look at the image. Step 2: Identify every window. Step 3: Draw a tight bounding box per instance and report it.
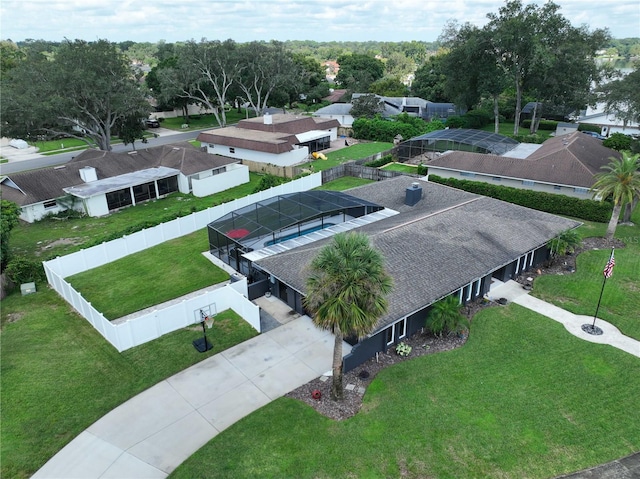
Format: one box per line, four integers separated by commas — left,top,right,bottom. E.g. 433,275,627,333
492,177,502,182
460,172,476,178
522,180,535,186
209,144,215,149
106,188,132,210
574,187,588,194
554,185,561,190
396,318,407,340
133,182,157,203
157,176,178,196
385,327,394,346
229,147,235,153
43,200,57,209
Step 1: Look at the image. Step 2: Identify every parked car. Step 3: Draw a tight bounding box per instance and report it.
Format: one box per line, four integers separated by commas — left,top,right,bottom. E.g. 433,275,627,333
581,131,605,140
146,119,160,128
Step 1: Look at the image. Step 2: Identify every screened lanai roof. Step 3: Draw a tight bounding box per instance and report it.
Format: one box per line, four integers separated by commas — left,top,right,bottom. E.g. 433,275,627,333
397,128,519,160
208,190,383,248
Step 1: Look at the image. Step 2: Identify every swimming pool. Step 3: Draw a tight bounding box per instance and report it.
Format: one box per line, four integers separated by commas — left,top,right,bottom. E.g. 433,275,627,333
265,223,335,247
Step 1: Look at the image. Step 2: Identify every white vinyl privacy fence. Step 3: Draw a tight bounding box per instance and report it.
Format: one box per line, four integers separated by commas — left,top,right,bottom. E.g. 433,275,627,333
43,173,322,352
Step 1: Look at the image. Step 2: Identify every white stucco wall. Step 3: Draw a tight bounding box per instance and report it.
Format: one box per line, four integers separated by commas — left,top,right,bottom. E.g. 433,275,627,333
428,168,593,199
205,144,309,167
191,164,249,197
178,174,190,194
84,195,109,217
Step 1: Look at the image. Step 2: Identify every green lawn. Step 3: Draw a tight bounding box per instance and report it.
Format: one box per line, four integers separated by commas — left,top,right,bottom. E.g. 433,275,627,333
313,177,374,191
159,110,254,131
480,122,554,141
0,293,258,479
382,162,420,174
67,230,228,319
299,142,394,171
170,305,640,479
9,173,262,261
533,209,640,340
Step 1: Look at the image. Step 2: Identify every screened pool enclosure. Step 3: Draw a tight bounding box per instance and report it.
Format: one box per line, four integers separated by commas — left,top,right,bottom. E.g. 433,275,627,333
396,129,519,161
208,191,383,276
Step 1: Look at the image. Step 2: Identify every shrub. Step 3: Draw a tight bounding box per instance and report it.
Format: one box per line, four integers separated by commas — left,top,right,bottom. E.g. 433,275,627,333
426,295,469,337
463,110,493,128
548,229,582,257
417,164,428,175
5,256,46,285
577,123,601,133
395,342,412,357
252,174,291,193
353,116,444,143
603,133,633,151
444,116,466,128
364,154,394,168
429,175,612,222
522,119,559,131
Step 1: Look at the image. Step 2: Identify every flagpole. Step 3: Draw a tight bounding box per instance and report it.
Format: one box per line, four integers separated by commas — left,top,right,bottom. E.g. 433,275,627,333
583,247,615,336
591,275,608,328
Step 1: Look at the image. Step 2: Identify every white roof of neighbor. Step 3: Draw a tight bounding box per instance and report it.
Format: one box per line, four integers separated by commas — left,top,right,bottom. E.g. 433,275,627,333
501,143,543,159
313,103,353,116
63,166,179,198
295,130,332,143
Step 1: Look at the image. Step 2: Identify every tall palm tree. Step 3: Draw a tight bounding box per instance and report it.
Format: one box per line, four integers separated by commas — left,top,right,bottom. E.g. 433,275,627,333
591,152,640,241
304,232,392,400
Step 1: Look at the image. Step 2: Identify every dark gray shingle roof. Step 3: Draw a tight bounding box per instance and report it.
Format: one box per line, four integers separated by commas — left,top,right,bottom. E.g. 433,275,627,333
255,176,580,334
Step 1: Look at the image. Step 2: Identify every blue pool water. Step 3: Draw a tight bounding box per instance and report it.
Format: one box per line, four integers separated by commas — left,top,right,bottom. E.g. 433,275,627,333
265,223,335,247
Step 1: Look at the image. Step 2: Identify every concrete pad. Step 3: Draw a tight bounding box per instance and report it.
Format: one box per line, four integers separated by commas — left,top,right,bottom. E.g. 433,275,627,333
251,354,319,399
268,315,331,354
221,334,291,378
100,451,167,479
166,354,247,409
127,411,217,474
486,279,530,303
87,381,195,450
294,335,336,375
198,381,271,432
32,431,123,479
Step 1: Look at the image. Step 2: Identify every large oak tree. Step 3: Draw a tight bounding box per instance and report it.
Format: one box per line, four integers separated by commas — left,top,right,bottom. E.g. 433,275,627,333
1,39,149,151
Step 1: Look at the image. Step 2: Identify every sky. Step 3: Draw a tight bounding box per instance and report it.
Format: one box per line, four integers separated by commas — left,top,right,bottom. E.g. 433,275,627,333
1,0,638,44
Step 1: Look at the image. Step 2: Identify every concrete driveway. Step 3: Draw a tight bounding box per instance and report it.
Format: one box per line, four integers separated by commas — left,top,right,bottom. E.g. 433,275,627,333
33,315,349,479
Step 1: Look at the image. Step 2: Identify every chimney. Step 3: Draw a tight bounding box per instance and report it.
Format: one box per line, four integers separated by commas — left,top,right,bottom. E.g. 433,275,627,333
263,113,272,125
79,166,98,183
404,182,422,206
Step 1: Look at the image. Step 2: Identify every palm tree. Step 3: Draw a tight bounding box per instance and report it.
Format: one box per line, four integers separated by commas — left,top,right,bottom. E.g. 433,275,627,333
426,295,469,338
304,232,392,400
591,152,640,241
547,228,581,258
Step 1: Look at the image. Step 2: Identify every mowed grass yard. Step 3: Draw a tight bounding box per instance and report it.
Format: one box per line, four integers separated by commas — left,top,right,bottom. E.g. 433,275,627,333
299,141,393,171
170,305,640,479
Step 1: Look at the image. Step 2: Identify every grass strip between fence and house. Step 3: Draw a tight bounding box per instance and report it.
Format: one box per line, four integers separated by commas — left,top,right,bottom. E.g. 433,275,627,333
313,177,374,191
9,173,263,261
168,304,640,479
0,296,257,479
381,162,420,174
298,142,394,171
66,229,228,320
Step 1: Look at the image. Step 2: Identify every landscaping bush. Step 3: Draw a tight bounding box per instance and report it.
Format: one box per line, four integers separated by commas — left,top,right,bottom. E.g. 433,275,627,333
5,256,46,285
353,114,444,143
603,132,633,151
463,110,493,128
364,154,394,168
429,175,612,222
512,134,546,144
444,115,466,128
577,123,601,133
522,119,559,131
252,173,292,193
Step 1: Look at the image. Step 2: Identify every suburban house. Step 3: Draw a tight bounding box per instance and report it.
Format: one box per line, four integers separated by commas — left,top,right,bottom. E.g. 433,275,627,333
313,95,465,127
197,114,340,168
1,142,249,222
422,131,620,199
576,102,640,137
206,176,579,371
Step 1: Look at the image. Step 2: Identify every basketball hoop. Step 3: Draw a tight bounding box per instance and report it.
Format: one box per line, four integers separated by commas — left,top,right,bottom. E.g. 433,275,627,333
204,316,214,329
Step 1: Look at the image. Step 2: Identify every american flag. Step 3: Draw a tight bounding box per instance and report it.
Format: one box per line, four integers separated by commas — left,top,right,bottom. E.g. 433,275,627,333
603,249,615,279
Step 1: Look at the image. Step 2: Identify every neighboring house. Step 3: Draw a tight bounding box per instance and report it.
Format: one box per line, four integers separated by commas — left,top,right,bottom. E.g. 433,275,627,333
576,103,640,137
207,176,579,371
197,113,340,167
312,103,355,127
351,94,465,120
315,95,464,127
1,142,248,222
424,132,620,198
323,89,347,103
556,122,579,136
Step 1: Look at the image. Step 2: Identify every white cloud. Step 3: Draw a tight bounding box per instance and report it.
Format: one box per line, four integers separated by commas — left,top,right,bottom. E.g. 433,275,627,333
1,0,638,43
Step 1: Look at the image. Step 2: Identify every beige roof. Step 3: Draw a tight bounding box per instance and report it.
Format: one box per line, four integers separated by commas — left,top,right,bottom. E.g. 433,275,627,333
428,132,619,188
